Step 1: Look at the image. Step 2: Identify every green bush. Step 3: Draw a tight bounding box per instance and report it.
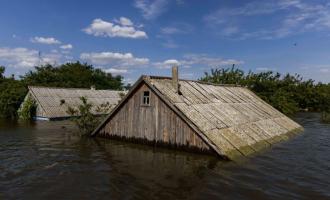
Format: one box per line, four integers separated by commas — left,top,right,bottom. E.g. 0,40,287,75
18,95,36,120
64,97,100,136
269,89,299,115
63,91,125,135
201,65,330,116
0,71,27,119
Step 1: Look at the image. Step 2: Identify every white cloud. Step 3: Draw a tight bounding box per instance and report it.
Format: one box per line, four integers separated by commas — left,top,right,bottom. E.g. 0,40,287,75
154,54,243,69
159,23,193,48
80,51,149,67
205,0,298,24
180,54,243,68
256,67,273,71
205,0,330,39
154,59,180,69
60,44,73,50
157,34,180,48
0,47,62,68
299,64,330,83
104,68,129,74
320,68,330,73
134,0,168,20
118,17,133,26
161,27,183,34
162,39,179,48
181,72,194,79
83,18,147,39
30,36,61,44
81,51,149,76
123,78,134,84
160,22,193,35
61,50,71,55
221,26,239,36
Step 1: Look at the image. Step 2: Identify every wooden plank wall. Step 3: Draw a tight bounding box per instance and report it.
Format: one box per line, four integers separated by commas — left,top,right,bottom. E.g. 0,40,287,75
98,84,210,151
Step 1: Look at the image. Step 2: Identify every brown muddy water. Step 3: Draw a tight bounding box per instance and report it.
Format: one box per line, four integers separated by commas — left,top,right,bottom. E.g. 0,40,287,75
0,113,330,200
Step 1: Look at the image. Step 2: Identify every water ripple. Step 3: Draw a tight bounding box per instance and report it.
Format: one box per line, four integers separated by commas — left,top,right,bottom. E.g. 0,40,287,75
0,113,330,199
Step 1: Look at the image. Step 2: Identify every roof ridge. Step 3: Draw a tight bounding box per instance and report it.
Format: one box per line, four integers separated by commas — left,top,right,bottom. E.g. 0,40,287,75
28,85,122,91
148,75,243,87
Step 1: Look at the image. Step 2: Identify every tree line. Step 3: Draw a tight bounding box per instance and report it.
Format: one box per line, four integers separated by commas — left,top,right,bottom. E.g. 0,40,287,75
0,62,124,119
200,66,330,118
1,62,330,121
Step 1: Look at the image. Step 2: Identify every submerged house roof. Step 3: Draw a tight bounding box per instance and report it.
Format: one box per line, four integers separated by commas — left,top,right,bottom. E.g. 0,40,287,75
92,75,303,159
26,86,125,119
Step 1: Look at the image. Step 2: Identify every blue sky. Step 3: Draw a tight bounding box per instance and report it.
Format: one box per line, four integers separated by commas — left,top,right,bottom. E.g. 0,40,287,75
1,0,330,84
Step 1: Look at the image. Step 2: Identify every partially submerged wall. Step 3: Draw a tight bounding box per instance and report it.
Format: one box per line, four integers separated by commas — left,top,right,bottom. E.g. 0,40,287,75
98,84,210,151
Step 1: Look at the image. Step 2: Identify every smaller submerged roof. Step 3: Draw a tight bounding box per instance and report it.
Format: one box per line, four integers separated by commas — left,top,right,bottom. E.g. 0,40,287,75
28,86,125,119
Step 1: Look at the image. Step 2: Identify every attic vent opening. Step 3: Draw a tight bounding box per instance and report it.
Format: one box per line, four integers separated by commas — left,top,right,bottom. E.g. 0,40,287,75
142,91,150,105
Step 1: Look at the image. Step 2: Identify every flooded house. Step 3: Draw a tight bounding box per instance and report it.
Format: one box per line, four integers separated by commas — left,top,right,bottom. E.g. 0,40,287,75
92,67,303,159
20,86,125,120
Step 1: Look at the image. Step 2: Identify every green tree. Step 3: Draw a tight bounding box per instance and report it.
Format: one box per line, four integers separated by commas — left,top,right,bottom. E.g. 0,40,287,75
65,97,102,136
21,62,123,90
63,93,126,135
201,66,330,116
0,67,27,119
0,66,5,79
0,62,125,119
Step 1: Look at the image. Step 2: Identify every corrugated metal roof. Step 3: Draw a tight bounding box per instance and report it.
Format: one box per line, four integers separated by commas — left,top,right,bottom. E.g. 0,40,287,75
148,77,303,158
28,86,125,119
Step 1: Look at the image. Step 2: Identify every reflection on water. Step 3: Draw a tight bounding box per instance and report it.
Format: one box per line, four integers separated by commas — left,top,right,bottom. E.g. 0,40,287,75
0,113,330,200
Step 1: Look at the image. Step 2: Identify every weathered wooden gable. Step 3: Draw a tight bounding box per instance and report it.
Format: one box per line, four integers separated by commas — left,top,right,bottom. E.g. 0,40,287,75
98,82,210,151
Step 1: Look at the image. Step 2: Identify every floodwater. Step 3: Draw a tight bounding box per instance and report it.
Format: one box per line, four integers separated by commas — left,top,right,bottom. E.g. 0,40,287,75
0,113,329,200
